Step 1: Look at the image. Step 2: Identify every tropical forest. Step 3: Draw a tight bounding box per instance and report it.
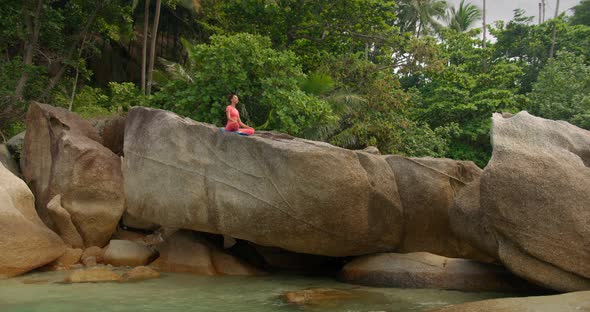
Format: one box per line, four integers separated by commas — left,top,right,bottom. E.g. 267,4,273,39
1,1,590,311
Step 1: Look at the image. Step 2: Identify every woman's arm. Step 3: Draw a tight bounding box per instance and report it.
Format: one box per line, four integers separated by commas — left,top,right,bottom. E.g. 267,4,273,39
238,115,252,129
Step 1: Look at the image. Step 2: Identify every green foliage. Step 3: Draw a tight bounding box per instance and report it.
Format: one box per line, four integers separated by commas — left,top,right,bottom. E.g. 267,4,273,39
492,11,590,93
528,51,590,129
52,82,142,119
152,33,336,136
327,71,454,158
215,0,398,71
54,86,110,118
2,121,26,142
108,82,145,112
4,0,590,169
417,30,528,167
571,0,590,26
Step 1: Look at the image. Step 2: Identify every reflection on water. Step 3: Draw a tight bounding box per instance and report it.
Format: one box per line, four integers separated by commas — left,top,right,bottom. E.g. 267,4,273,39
0,270,515,312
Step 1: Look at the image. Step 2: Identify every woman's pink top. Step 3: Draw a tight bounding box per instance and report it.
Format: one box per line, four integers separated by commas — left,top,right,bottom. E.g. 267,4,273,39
225,105,240,131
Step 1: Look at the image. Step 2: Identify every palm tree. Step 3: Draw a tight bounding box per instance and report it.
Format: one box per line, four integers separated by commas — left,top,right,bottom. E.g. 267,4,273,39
397,0,449,37
446,0,482,32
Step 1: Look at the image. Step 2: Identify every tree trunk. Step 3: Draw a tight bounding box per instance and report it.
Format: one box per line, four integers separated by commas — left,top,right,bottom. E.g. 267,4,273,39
482,0,486,49
539,3,542,25
68,37,87,111
141,0,150,94
549,0,560,59
482,0,487,71
542,0,546,22
146,0,162,95
14,0,43,101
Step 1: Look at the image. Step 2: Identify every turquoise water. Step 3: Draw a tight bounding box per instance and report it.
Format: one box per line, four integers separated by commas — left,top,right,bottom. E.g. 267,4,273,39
0,271,515,312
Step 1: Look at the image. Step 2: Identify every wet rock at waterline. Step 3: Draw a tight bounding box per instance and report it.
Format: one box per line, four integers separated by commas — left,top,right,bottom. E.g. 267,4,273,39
21,102,125,248
103,240,157,267
123,106,482,258
64,267,122,283
340,252,533,292
121,266,160,282
280,288,388,307
428,290,590,312
150,230,262,275
0,163,65,278
451,112,590,292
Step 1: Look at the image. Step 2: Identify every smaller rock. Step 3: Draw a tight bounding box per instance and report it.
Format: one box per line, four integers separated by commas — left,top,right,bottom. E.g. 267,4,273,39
43,248,83,271
46,195,84,249
150,231,261,275
82,256,97,267
57,248,83,268
82,246,104,263
6,131,25,152
121,266,160,282
64,267,122,283
103,240,157,267
92,115,125,156
360,146,381,155
0,144,20,177
340,252,533,292
210,248,264,275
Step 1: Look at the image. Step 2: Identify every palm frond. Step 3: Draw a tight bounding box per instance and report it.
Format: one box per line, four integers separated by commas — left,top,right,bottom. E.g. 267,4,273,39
301,72,335,96
326,90,367,115
158,57,194,83
329,127,360,149
446,0,482,32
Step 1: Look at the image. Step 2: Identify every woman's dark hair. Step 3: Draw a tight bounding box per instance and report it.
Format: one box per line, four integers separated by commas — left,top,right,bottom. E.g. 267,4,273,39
227,93,237,103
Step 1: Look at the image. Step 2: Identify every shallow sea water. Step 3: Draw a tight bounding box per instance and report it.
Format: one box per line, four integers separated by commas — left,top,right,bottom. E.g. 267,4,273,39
0,271,516,312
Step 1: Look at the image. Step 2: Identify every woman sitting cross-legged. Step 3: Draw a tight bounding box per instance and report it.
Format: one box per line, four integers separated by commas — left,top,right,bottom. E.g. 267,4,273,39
224,93,255,135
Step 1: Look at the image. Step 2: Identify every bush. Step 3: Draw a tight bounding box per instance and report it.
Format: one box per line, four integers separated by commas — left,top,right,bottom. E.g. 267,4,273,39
151,33,336,136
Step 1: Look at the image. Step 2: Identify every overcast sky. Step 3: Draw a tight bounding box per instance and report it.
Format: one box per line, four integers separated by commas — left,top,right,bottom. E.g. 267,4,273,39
446,0,581,24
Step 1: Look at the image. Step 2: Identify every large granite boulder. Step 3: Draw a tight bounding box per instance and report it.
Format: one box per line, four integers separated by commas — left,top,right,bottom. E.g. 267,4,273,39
340,252,533,292
0,163,65,278
124,107,403,257
428,291,590,312
451,112,590,291
123,107,483,258
21,102,125,248
385,156,491,261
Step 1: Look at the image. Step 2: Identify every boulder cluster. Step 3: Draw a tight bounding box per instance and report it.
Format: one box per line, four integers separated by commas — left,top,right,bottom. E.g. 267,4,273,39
1,103,589,308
